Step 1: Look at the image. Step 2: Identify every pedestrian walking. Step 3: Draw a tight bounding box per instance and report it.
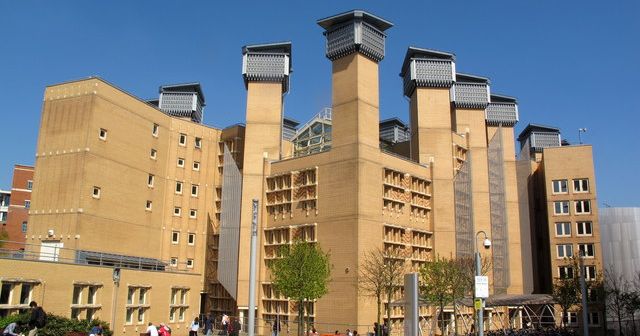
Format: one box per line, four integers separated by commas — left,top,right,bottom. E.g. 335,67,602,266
190,317,200,336
145,322,159,336
204,314,213,336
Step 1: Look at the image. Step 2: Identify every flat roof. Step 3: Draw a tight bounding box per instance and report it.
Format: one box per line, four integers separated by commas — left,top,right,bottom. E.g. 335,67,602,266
400,46,455,76
159,83,205,104
517,123,561,141
456,73,490,84
317,10,393,31
490,94,517,104
380,117,408,128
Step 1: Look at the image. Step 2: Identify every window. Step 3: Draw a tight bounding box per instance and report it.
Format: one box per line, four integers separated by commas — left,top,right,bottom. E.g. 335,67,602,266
554,201,569,215
552,179,568,194
171,289,178,304
557,244,573,258
71,308,81,320
181,290,187,304
86,308,96,321
24,200,31,209
189,209,197,219
555,222,571,237
195,137,202,149
193,161,200,171
587,288,599,302
0,283,13,304
92,187,101,199
562,312,578,326
72,285,82,304
575,200,591,214
170,258,178,267
20,284,32,305
177,158,185,168
146,200,152,211
188,233,195,245
139,288,146,304
574,179,589,193
99,128,107,141
147,174,155,187
171,231,179,243
87,286,97,304
126,308,134,324
127,288,136,304
27,180,33,190
579,244,595,258
186,259,194,268
179,133,187,146
173,207,181,217
175,182,183,194
577,221,593,236
179,307,186,321
191,184,199,197
588,312,600,326
585,266,597,281
169,307,177,322
22,222,27,233
559,266,574,279
152,124,159,137
137,307,145,323
150,149,157,159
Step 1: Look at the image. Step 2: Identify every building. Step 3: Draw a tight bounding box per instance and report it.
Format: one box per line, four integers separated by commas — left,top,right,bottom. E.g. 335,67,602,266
0,190,9,228
518,125,605,333
0,9,606,336
600,207,640,285
3,165,34,251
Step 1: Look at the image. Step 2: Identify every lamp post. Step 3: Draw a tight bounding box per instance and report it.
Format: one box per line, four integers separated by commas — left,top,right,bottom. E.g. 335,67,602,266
579,250,589,336
578,128,588,144
475,231,491,336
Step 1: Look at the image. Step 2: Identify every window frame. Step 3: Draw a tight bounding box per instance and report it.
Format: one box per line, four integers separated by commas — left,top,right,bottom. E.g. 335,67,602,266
186,259,194,268
175,182,183,194
19,283,32,305
579,243,595,258
99,128,108,141
195,137,202,149
125,308,134,324
170,258,178,267
177,158,185,168
27,180,33,190
21,221,28,233
559,266,574,279
573,178,589,193
72,285,83,305
562,312,578,326
92,187,101,199
191,184,199,197
147,174,155,188
555,222,571,237
193,161,200,171
554,201,570,215
188,233,195,245
189,209,197,219
588,312,600,326
585,266,597,281
150,149,157,160
0,283,14,305
556,244,574,259
171,231,180,244
87,286,97,305
145,200,152,211
576,221,593,236
552,179,568,194
152,124,159,137
24,200,31,209
575,200,591,214
173,207,181,217
179,133,187,146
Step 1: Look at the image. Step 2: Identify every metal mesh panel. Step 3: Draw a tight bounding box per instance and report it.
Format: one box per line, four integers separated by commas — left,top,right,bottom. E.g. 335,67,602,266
359,21,385,61
403,59,454,96
531,132,561,151
159,92,202,123
326,22,357,61
217,146,243,300
453,83,489,109
488,130,510,293
244,53,287,82
455,154,474,259
486,103,518,126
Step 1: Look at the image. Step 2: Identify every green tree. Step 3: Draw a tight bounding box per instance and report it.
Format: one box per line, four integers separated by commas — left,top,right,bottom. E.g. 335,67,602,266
553,275,581,328
359,248,405,336
419,256,457,335
268,239,331,336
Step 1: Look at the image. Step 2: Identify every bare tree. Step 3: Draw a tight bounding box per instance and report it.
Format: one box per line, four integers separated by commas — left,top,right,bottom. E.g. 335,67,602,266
359,247,405,336
605,268,630,335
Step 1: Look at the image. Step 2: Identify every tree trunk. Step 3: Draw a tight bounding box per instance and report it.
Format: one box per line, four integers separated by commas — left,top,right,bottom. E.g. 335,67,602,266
298,299,304,336
440,301,445,336
377,295,382,336
386,291,392,336
618,309,624,336
632,314,637,336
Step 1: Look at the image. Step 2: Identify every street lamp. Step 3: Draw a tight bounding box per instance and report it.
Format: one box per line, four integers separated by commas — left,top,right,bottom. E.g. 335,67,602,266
579,250,590,336
475,231,491,336
578,128,588,144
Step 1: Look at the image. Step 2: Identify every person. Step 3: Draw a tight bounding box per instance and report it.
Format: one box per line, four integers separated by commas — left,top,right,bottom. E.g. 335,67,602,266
89,323,103,336
158,323,171,336
204,314,213,336
189,317,200,336
346,329,353,336
353,330,358,336
334,330,339,335
382,324,388,336
227,317,240,336
145,322,159,336
272,317,281,336
221,314,229,335
28,301,46,336
2,322,21,336
373,323,380,336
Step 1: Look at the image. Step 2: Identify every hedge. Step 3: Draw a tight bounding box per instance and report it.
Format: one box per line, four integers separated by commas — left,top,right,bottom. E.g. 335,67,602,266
0,313,112,336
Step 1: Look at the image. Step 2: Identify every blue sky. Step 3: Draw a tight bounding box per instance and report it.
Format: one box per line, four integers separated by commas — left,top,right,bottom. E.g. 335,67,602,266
0,1,638,206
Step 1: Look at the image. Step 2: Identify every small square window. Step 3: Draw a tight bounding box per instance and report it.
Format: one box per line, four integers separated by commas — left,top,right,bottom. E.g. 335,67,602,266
175,182,183,194
173,207,181,217
588,312,600,326
171,231,179,243
559,266,574,279
195,137,202,149
148,174,155,187
186,259,194,268
24,200,31,209
179,133,187,146
92,187,101,199
177,158,185,168
555,222,571,237
152,124,159,137
22,221,28,233
150,149,157,160
99,128,107,141
557,244,573,258
562,312,578,326
577,222,593,236
579,243,595,258
575,200,591,214
585,266,597,281
189,209,197,219
188,233,195,245
193,161,200,171
191,184,199,197
554,201,569,215
146,200,152,211
27,180,33,190
170,258,178,267
552,179,568,194
574,178,589,193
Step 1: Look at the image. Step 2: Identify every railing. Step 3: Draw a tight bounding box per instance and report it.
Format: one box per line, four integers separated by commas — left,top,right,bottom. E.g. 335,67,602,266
0,240,191,273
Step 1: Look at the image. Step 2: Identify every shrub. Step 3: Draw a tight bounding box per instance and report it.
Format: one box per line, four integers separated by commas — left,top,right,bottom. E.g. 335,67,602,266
0,313,112,336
